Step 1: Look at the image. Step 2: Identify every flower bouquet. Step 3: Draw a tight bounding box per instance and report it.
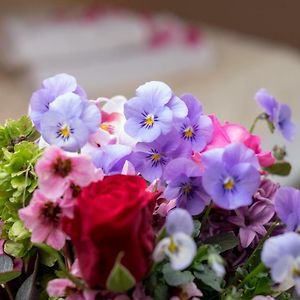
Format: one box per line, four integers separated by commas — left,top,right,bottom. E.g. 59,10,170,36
0,73,298,300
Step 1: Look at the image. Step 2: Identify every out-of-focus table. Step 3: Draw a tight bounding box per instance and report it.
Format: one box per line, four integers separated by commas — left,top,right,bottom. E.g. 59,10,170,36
1,27,300,184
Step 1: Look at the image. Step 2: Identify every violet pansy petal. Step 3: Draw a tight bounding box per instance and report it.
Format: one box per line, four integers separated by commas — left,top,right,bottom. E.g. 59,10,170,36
136,81,172,107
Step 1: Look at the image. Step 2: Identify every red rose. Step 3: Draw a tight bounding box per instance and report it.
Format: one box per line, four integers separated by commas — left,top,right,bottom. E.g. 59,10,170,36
63,175,158,288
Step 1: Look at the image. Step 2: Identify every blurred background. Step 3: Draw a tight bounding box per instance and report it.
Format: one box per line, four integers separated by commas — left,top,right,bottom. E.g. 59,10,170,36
1,0,300,185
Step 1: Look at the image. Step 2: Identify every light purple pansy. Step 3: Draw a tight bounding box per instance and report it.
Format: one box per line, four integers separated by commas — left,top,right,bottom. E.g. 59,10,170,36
128,132,186,182
202,143,261,210
82,143,132,175
166,208,194,236
275,186,300,231
255,89,296,141
40,93,100,152
262,232,300,295
124,81,188,143
164,157,210,215
174,93,213,152
29,73,86,130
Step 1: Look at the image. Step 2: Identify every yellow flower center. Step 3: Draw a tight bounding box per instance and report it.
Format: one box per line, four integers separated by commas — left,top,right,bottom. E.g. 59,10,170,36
184,127,194,138
60,125,71,138
292,267,300,277
168,237,178,253
223,177,235,190
100,123,114,134
151,153,161,162
145,114,155,127
183,184,192,195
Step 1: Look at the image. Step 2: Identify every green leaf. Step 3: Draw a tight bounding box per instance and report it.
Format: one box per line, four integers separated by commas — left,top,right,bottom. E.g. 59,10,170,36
106,253,136,293
0,255,21,284
153,284,168,300
39,249,57,267
192,245,209,267
192,220,201,238
4,240,31,258
204,231,239,252
163,266,194,287
264,161,291,176
194,265,223,292
8,220,31,241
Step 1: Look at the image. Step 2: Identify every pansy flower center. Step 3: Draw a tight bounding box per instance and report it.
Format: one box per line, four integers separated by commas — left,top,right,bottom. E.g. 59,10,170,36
151,153,161,162
140,112,158,129
54,157,72,177
147,149,167,167
181,124,198,141
292,266,300,278
182,184,192,195
41,201,61,225
184,127,194,138
56,122,74,141
223,177,235,190
168,237,178,253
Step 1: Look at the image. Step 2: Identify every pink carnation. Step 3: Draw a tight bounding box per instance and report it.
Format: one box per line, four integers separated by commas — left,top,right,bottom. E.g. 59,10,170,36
36,146,102,198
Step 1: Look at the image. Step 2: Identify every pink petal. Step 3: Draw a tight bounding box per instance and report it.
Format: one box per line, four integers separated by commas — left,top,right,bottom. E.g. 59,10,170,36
31,224,51,244
47,278,75,297
0,240,5,255
70,155,98,187
46,229,66,250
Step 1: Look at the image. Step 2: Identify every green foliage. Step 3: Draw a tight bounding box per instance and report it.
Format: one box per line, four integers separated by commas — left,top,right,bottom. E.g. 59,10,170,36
0,116,40,152
162,263,194,287
0,116,41,258
193,264,223,292
264,160,292,176
204,232,239,253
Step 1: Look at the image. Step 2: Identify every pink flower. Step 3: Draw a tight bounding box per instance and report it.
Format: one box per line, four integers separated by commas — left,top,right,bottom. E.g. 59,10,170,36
36,146,102,198
19,190,68,250
170,282,203,300
47,260,98,300
0,239,4,255
252,296,275,300
93,96,136,147
204,115,275,168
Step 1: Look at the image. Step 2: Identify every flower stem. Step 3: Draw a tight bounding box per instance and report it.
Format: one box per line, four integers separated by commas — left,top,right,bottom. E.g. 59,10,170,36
249,113,266,133
4,284,14,300
200,201,213,233
237,262,265,289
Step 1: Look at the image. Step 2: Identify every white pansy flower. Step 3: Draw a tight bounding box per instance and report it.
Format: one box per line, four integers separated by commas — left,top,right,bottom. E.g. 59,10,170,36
153,232,196,270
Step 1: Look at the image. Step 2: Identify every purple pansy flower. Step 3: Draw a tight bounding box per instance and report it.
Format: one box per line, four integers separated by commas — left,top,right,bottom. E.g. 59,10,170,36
262,232,300,295
124,81,187,142
173,93,213,152
83,143,132,175
40,93,100,152
165,208,194,236
129,132,185,182
202,143,260,210
29,73,86,130
275,187,300,231
228,200,274,248
164,157,210,215
255,89,296,141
